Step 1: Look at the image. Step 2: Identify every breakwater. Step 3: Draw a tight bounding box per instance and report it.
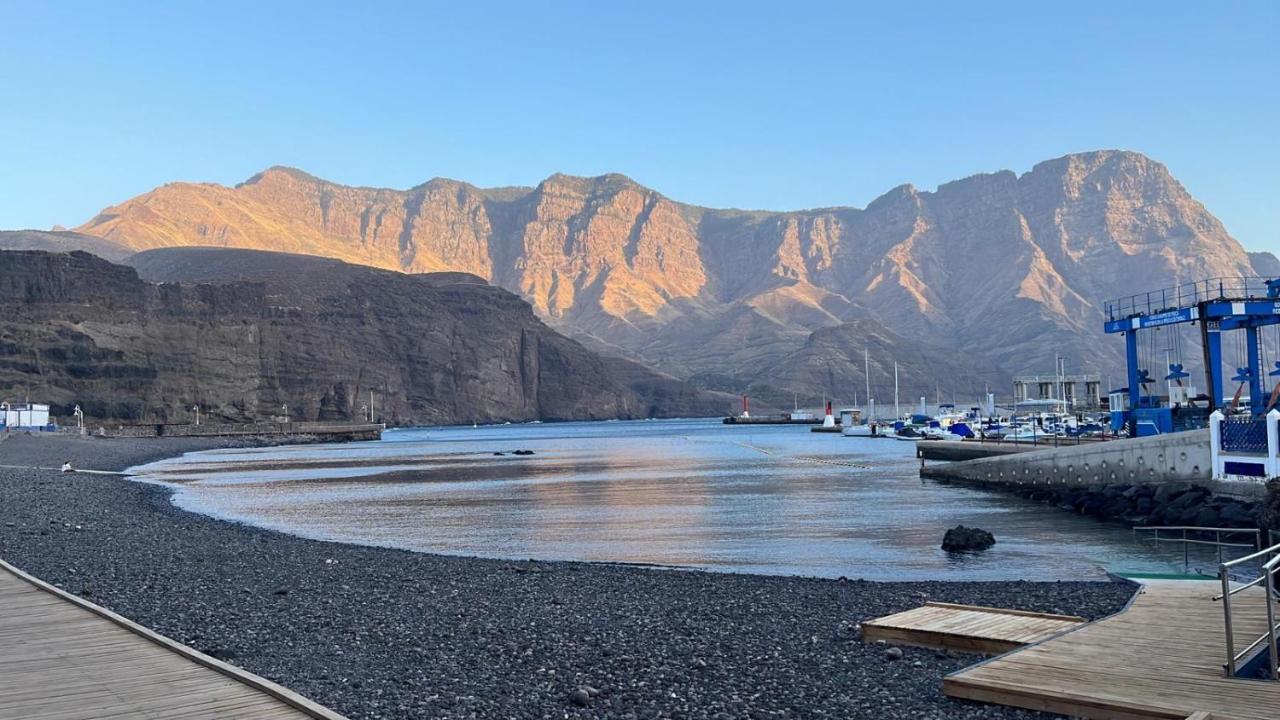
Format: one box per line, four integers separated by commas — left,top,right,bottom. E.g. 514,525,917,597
96,420,383,442
921,430,1268,532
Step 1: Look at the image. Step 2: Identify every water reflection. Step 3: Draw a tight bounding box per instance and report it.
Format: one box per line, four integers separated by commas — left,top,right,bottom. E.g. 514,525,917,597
129,419,1230,580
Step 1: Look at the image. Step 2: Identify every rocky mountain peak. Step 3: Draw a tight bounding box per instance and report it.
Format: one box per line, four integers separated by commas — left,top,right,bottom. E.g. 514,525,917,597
239,165,326,188
62,151,1263,401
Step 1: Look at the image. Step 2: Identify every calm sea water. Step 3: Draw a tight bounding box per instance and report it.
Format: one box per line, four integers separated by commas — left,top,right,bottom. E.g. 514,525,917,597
127,419,1219,580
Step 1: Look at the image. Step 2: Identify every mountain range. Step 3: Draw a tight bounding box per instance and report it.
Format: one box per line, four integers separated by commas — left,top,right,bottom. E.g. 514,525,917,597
9,149,1272,408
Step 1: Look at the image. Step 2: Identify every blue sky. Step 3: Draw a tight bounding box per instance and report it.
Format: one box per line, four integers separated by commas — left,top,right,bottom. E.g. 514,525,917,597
1,1,1276,251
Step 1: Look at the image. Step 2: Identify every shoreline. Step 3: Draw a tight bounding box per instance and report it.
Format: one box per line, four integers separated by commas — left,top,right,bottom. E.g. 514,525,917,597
0,434,1136,719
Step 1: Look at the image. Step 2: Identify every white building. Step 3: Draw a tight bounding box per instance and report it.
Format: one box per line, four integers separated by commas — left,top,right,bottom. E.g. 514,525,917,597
2,403,50,429
1013,373,1103,410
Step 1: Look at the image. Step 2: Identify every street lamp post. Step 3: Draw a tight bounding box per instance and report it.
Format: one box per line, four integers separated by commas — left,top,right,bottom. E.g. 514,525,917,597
192,405,200,426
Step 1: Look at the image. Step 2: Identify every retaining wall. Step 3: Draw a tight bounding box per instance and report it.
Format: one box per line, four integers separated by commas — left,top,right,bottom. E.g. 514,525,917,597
921,429,1265,501
96,422,383,442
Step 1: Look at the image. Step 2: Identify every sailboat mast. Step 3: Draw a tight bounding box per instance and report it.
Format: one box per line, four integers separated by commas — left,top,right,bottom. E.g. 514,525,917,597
894,361,900,420
864,348,871,411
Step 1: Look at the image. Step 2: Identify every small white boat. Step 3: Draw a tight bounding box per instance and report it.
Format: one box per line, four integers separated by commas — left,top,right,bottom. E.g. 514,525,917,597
843,422,889,437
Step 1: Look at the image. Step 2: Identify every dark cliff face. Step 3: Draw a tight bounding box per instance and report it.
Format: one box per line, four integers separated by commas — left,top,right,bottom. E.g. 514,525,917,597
0,249,728,425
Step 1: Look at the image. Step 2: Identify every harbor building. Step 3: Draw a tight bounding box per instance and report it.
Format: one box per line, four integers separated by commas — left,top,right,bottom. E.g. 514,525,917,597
1,402,51,429
1012,373,1103,410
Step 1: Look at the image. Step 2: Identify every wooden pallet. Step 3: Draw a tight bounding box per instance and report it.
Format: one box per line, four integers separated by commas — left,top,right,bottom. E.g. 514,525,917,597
945,580,1280,720
862,601,1086,654
0,557,347,720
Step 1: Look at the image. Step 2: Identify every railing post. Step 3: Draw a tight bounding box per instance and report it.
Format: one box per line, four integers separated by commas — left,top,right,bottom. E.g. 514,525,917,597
1223,564,1237,677
1267,409,1280,479
1269,565,1280,681
1210,410,1225,479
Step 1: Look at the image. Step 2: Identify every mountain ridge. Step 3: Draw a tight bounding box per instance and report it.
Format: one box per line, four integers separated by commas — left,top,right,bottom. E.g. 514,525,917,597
66,150,1275,403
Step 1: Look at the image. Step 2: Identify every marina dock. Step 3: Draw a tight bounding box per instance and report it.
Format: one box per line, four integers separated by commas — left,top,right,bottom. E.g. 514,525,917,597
946,579,1280,719
0,557,346,720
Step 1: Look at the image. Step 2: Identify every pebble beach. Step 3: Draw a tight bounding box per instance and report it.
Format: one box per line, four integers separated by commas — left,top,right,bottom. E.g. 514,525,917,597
0,433,1137,719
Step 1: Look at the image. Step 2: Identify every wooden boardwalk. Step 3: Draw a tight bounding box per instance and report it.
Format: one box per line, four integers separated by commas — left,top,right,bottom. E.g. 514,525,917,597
862,601,1085,655
0,558,346,720
946,580,1280,720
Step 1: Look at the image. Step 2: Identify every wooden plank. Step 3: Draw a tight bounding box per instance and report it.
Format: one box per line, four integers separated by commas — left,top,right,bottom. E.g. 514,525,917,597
924,600,1087,622
0,557,349,720
862,601,1085,653
863,624,1023,655
945,580,1280,720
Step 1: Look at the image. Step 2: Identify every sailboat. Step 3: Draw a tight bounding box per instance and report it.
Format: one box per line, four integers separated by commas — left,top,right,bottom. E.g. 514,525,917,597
844,350,887,437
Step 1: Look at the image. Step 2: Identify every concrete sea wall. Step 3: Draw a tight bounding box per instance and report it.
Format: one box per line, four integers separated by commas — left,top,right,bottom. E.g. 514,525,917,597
921,430,1267,531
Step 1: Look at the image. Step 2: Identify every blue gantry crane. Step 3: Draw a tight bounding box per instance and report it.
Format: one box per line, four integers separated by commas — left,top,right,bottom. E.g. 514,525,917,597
1103,277,1280,436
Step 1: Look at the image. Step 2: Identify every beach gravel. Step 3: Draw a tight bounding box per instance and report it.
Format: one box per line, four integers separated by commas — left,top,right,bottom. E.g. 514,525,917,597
0,434,1136,719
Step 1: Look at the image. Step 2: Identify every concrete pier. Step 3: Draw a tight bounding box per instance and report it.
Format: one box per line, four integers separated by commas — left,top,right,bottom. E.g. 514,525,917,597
916,441,1040,462
920,429,1265,501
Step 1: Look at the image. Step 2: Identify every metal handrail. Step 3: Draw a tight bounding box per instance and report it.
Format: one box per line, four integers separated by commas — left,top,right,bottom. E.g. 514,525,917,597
1219,540,1280,679
1103,275,1277,322
1133,526,1263,571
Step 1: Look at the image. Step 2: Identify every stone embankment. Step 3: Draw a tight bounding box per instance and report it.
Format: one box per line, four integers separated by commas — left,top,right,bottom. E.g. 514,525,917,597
1009,482,1260,531
96,421,383,442
922,430,1271,535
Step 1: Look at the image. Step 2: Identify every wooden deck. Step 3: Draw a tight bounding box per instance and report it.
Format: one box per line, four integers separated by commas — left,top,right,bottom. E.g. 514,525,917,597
945,580,1280,720
0,558,346,720
862,601,1086,654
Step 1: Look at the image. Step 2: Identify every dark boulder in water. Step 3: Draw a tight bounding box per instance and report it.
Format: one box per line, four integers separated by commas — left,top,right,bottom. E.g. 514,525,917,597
942,525,996,552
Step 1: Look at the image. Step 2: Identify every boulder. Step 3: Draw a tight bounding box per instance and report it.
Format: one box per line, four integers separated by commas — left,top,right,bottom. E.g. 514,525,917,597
942,525,996,552
1220,502,1257,527
1193,507,1220,528
1173,490,1207,510
1154,484,1183,504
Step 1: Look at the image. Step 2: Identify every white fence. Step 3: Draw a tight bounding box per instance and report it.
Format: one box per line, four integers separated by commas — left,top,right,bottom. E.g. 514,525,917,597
1210,409,1280,482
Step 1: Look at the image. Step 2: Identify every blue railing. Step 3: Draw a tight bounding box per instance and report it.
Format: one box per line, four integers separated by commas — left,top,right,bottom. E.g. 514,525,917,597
1221,417,1270,454
1104,276,1278,323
